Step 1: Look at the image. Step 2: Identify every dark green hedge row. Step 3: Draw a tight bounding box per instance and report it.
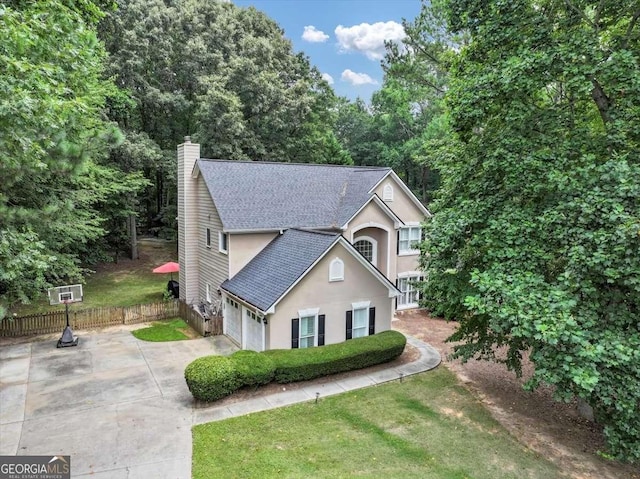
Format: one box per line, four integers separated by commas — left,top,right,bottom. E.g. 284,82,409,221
263,330,407,383
184,331,406,402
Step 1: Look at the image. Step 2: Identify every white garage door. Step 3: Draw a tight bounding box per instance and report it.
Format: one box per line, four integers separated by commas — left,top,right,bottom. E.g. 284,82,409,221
243,308,263,352
224,298,241,345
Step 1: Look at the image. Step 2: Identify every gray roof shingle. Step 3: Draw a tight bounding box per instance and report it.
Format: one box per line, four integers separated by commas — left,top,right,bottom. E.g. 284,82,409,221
220,229,339,311
197,160,390,231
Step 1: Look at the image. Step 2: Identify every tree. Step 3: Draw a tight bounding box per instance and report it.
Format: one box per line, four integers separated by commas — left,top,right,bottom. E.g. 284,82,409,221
333,1,457,202
422,0,640,461
99,0,350,234
0,1,146,316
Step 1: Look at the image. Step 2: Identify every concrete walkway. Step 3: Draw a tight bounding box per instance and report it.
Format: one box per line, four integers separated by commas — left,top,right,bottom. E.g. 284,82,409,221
192,335,441,425
0,331,440,479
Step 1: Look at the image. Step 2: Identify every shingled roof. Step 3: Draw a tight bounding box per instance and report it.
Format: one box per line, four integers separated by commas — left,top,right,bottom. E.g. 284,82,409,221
220,229,339,312
196,159,390,231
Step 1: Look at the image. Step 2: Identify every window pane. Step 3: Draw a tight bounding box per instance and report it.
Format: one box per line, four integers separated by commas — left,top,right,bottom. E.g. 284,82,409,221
301,316,315,336
399,229,409,240
352,327,367,338
300,336,314,348
354,240,373,262
353,308,367,328
410,228,421,241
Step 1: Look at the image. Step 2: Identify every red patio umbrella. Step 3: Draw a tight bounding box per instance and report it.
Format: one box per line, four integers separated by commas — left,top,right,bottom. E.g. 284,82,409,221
152,261,180,280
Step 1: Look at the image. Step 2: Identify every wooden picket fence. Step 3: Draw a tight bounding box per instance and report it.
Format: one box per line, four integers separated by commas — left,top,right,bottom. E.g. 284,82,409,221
0,300,223,338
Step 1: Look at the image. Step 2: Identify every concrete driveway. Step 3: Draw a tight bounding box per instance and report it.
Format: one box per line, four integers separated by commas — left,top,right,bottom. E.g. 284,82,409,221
0,330,237,478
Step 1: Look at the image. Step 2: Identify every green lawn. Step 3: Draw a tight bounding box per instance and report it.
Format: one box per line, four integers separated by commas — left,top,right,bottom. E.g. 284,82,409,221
193,368,563,479
132,318,192,342
11,240,177,315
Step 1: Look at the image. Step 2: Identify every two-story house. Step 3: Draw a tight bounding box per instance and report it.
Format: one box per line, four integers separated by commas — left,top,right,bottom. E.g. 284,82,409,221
177,137,430,351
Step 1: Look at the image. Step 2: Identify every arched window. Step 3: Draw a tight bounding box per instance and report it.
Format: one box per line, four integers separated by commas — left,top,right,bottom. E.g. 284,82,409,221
353,237,377,266
383,183,394,201
329,257,344,282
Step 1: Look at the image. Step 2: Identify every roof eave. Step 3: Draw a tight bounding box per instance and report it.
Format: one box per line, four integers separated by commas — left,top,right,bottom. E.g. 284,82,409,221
341,194,404,230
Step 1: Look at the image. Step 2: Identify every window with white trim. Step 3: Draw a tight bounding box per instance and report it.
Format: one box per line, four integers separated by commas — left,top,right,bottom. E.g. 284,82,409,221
383,183,394,201
398,275,421,308
219,232,228,254
206,228,211,248
398,226,421,254
206,283,211,302
352,301,370,339
353,236,377,265
329,257,344,282
298,308,319,348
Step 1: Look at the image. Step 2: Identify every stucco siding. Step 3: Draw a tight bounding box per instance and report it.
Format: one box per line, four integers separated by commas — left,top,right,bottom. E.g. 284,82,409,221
344,201,396,281
396,254,420,277
267,242,393,350
228,232,279,278
373,176,425,223
196,175,229,302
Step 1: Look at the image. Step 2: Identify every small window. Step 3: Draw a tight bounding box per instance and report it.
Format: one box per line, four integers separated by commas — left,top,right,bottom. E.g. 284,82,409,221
299,315,316,348
219,232,228,254
352,301,370,339
329,257,344,282
353,236,377,266
398,226,421,254
383,183,393,201
398,275,421,308
297,308,319,348
206,283,211,303
206,228,211,248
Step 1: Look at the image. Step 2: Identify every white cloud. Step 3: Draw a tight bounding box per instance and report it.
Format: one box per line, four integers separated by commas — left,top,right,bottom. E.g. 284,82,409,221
321,73,334,85
341,69,378,86
302,25,329,43
335,21,406,60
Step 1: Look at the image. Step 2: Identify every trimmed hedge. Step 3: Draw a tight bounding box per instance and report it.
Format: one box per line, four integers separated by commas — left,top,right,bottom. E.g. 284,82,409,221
263,330,406,384
230,350,275,387
184,331,407,401
184,356,240,402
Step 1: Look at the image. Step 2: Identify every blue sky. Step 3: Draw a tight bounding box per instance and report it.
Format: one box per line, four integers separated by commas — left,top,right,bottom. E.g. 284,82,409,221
233,0,422,102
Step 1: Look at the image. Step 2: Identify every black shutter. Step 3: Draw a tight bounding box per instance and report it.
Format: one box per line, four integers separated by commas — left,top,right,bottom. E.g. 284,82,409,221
395,279,398,309
396,230,400,254
291,318,299,348
318,314,325,346
345,310,353,340
368,307,376,335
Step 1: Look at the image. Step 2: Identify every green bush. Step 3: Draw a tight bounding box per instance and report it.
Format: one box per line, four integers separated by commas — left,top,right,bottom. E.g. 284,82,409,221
230,350,275,387
184,356,240,402
263,331,406,384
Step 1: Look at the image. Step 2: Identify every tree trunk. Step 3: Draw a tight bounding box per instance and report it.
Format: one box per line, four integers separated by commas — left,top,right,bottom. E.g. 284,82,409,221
129,215,138,260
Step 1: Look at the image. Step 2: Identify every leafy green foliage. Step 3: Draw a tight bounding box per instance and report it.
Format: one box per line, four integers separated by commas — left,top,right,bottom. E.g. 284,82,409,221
421,0,640,461
184,332,406,401
185,356,241,402
0,1,147,315
99,0,351,234
263,331,406,383
230,350,275,387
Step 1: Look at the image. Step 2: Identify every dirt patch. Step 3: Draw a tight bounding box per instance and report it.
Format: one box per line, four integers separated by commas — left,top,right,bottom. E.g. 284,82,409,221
394,310,640,479
93,237,177,275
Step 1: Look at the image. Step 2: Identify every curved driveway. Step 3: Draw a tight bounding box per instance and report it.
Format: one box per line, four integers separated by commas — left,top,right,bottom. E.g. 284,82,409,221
0,330,439,478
